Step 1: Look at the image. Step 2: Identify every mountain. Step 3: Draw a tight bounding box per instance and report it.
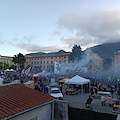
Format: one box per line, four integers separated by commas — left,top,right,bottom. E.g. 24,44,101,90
87,42,120,59
26,50,71,56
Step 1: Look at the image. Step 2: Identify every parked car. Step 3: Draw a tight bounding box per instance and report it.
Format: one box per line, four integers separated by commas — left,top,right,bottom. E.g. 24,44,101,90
50,87,63,100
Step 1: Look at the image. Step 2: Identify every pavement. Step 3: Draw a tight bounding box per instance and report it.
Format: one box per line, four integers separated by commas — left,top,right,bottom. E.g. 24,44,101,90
63,92,119,115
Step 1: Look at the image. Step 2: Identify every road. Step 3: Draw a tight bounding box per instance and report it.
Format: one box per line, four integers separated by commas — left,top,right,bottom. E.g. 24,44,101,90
63,92,118,115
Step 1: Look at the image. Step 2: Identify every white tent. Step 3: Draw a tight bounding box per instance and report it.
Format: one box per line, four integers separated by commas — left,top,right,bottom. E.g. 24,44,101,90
65,75,90,94
65,75,90,85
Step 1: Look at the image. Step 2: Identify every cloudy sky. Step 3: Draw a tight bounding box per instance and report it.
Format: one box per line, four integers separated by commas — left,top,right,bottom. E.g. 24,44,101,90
0,0,120,56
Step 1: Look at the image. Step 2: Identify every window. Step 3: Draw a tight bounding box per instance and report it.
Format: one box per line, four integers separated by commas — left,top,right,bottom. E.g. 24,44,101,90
51,61,53,64
64,56,66,58
47,61,49,64
37,58,39,60
59,60,61,63
44,61,45,64
34,58,36,60
40,61,42,64
51,57,53,59
37,61,39,64
30,116,38,120
34,61,36,64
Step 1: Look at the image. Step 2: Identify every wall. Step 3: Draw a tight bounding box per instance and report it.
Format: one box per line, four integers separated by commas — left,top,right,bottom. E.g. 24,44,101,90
25,53,70,71
9,103,53,120
69,107,117,120
0,56,15,67
54,100,69,120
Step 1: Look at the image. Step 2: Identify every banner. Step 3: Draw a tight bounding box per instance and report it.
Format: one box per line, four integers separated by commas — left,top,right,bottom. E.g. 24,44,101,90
54,61,61,74
25,67,31,75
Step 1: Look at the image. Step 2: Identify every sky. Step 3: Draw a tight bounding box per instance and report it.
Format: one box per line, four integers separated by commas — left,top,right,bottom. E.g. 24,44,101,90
1,0,120,56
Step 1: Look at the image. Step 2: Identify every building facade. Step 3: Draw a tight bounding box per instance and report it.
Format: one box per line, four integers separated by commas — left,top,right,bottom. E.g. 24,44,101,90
86,50,104,71
25,50,104,72
25,50,70,71
114,48,120,70
0,55,15,70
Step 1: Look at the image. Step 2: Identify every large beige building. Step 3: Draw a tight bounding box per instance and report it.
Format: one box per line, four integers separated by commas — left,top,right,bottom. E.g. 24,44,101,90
25,50,70,71
0,55,15,68
86,50,104,71
25,50,104,72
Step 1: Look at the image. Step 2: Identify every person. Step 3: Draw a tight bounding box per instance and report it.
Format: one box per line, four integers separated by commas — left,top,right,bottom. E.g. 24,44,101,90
107,95,114,107
113,98,120,111
85,95,93,108
94,87,98,94
110,88,114,98
101,95,106,106
90,87,94,95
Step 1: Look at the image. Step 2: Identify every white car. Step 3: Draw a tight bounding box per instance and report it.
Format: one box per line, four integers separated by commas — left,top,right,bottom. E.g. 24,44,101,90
50,87,63,100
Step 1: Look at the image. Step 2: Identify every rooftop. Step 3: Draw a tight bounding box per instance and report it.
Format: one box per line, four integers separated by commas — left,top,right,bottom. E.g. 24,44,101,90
0,84,54,119
25,50,71,56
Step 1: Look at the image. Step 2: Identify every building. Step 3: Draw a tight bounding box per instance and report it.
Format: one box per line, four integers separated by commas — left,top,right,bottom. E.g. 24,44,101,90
114,48,120,70
0,84,55,120
0,55,15,69
25,50,71,71
25,49,104,72
86,50,104,71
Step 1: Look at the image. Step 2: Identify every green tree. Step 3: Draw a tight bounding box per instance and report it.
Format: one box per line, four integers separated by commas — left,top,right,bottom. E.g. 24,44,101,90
0,62,9,70
4,63,9,70
9,65,17,70
12,53,26,69
69,44,82,61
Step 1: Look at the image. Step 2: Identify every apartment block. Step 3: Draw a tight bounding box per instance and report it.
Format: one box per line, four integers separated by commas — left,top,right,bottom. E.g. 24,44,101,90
25,50,70,71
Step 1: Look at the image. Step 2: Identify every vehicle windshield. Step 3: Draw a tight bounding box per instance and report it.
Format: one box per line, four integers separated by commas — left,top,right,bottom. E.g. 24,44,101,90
51,90,60,94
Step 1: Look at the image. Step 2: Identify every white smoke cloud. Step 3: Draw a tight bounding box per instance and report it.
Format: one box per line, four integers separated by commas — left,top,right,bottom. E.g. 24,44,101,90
60,50,92,74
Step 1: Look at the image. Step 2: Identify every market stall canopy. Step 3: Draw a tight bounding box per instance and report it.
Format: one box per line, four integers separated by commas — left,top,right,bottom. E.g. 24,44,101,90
65,75,90,85
59,78,69,83
5,69,14,72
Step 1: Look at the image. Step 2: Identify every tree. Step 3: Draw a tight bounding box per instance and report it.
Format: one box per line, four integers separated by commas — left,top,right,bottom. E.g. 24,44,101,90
69,44,82,61
9,65,17,70
0,62,9,70
12,53,26,69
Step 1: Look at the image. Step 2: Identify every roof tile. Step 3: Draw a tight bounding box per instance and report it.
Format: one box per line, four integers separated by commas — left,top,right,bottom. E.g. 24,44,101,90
0,84,54,119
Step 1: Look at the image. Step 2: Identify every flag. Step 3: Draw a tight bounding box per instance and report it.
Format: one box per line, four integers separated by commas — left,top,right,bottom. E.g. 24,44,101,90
25,67,31,75
54,61,61,74
21,69,25,74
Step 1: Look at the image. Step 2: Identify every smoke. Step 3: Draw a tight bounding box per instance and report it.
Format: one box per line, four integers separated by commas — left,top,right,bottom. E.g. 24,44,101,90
39,70,52,77
30,49,119,85
58,50,92,75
